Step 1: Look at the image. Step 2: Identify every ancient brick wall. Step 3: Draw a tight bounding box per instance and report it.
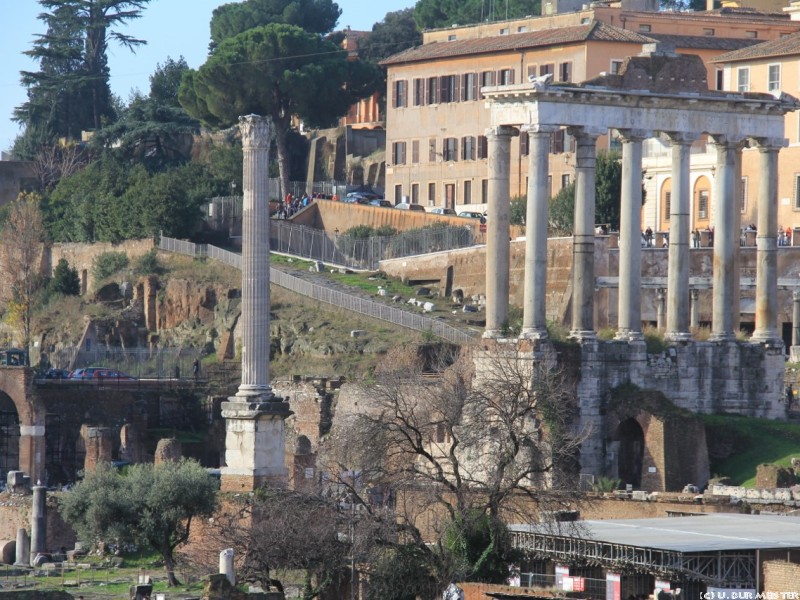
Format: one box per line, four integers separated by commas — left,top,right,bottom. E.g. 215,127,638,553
763,560,800,594
48,239,154,293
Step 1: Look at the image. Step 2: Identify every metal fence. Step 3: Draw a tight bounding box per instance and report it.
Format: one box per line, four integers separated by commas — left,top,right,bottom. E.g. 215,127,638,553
270,220,474,270
158,236,478,345
46,347,199,379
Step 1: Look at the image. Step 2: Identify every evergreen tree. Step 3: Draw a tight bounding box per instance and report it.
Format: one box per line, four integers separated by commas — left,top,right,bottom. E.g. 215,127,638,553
14,0,152,158
50,258,81,295
413,0,542,30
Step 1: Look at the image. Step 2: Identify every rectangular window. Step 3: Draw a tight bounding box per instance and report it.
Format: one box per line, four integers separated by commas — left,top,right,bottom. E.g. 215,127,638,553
539,63,554,77
768,64,781,92
746,30,758,39
393,80,407,108
664,191,671,222
740,177,748,213
697,190,708,220
480,71,495,98
447,34,456,41
703,28,715,36
500,27,509,35
443,137,458,162
559,62,572,83
481,179,488,203
427,77,439,104
477,135,488,159
440,74,458,102
412,140,420,164
392,141,407,165
411,183,419,205
737,67,750,92
610,60,623,75
413,78,425,106
428,182,436,206
519,131,529,156
462,73,478,101
463,180,472,205
394,184,403,204
517,26,528,33
639,23,651,32
551,129,565,154
527,64,538,80
715,68,724,91
445,183,455,208
561,174,570,189
498,68,515,85
461,136,476,160
429,138,437,162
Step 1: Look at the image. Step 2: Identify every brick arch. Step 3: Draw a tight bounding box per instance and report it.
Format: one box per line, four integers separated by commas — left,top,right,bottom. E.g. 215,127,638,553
614,417,644,489
0,367,48,483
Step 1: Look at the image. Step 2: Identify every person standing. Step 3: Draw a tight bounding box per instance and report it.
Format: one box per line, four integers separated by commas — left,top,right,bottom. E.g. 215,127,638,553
192,358,200,382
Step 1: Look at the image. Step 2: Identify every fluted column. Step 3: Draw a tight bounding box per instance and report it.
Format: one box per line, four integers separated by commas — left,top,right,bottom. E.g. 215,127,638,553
664,133,697,342
484,126,518,338
752,139,784,344
710,136,742,341
521,125,556,339
616,130,648,341
237,115,273,398
570,128,602,340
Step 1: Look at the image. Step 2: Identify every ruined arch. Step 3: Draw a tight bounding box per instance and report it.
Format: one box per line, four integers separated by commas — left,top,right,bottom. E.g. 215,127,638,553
0,391,20,480
615,417,644,489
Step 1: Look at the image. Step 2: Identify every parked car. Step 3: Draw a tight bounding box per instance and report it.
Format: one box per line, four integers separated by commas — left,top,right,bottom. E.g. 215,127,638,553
344,192,371,204
395,202,426,212
40,368,70,379
369,199,393,207
429,207,456,215
458,211,484,220
69,367,137,380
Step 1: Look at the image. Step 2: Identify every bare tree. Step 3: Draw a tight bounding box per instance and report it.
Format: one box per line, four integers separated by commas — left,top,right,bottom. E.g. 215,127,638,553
319,342,587,593
0,192,47,356
32,141,88,191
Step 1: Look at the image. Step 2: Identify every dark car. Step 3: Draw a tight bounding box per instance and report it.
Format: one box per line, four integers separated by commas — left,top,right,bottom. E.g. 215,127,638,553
369,199,392,207
41,368,70,379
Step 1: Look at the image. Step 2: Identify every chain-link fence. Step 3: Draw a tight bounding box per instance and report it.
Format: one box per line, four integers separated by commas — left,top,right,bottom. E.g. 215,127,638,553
270,220,474,270
159,236,478,345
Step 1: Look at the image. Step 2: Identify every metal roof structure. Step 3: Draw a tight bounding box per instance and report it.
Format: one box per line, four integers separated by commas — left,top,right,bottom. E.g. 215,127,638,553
511,514,800,553
509,514,800,588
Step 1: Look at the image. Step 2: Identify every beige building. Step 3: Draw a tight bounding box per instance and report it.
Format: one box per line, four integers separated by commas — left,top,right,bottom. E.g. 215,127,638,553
382,4,800,213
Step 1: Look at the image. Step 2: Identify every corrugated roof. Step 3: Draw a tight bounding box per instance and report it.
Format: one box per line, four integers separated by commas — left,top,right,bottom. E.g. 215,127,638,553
511,513,800,553
380,22,655,66
713,31,800,63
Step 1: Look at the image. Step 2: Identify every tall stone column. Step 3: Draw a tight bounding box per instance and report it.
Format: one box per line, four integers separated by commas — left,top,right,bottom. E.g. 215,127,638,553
664,133,696,342
616,130,648,341
30,484,46,565
752,140,784,344
710,136,742,341
18,424,45,484
221,115,291,492
483,126,517,338
657,288,666,331
521,125,556,339
570,128,602,340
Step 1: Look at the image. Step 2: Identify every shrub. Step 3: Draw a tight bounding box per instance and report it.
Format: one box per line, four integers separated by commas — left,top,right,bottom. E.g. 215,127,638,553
134,249,161,276
92,251,130,282
643,325,667,354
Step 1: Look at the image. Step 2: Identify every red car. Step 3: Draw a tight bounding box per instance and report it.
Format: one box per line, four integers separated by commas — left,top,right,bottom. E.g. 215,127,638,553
69,367,137,380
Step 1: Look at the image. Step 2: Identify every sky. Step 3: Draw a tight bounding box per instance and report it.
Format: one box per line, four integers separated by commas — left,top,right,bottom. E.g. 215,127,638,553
0,0,416,154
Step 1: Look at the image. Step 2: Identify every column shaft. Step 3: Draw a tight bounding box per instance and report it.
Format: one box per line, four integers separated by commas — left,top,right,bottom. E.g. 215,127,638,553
690,289,699,329
521,128,552,339
793,290,800,347
657,288,666,331
571,132,599,339
237,116,272,398
752,145,781,343
617,134,645,340
711,140,739,341
484,126,517,338
30,485,46,565
665,136,693,341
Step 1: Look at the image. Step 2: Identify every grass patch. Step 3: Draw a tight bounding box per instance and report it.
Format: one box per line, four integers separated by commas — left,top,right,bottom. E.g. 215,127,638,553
701,414,800,487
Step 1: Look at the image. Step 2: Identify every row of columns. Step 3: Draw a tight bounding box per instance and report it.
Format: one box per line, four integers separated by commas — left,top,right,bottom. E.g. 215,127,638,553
484,124,784,344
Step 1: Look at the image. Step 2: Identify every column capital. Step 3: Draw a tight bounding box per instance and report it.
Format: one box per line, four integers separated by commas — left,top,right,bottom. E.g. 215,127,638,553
615,128,651,142
663,131,700,145
751,137,787,152
708,133,746,148
520,123,559,135
794,289,800,302
239,114,272,149
566,125,605,140
485,125,519,139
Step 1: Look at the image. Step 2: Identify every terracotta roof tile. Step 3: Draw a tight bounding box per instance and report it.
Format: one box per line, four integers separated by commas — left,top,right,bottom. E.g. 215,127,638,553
712,31,800,63
380,22,655,66
647,33,760,52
